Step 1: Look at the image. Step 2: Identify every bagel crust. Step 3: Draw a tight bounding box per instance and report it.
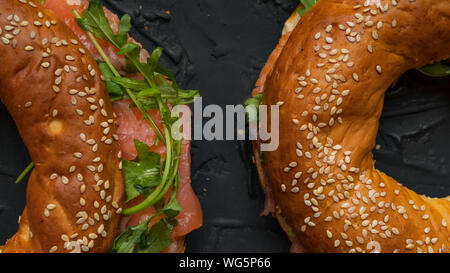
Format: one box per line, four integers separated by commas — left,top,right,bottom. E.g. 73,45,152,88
261,0,450,253
0,0,124,253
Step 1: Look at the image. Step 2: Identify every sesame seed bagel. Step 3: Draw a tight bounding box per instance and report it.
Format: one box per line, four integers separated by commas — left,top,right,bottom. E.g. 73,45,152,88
255,0,450,253
0,0,124,253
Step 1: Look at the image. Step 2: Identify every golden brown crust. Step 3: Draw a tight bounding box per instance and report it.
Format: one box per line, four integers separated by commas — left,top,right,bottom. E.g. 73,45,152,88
281,5,301,36
0,0,124,253
257,0,450,253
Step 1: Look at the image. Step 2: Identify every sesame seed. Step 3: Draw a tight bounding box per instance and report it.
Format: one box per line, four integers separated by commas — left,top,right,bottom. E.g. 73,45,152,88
376,65,382,74
61,176,69,185
334,240,340,247
97,224,105,234
392,19,397,28
372,30,378,40
1,37,10,45
392,228,400,235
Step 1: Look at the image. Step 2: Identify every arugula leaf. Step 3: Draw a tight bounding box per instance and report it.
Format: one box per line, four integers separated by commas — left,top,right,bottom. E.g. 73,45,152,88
111,217,176,253
97,61,124,101
111,70,199,109
77,2,199,106
297,0,319,16
123,140,162,202
76,0,120,45
135,218,176,253
15,162,34,184
244,93,263,108
163,194,182,219
244,93,263,123
38,0,45,5
111,218,149,253
111,174,181,253
116,14,132,46
419,62,450,77
260,151,265,165
112,77,149,91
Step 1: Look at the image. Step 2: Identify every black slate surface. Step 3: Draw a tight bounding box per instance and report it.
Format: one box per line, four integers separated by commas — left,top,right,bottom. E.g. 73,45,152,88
0,0,449,253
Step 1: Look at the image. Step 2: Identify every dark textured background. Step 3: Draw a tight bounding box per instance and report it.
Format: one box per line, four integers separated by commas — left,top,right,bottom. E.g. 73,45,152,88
0,0,449,253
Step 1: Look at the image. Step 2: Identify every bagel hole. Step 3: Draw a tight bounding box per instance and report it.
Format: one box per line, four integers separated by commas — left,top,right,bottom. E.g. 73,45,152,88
374,69,450,198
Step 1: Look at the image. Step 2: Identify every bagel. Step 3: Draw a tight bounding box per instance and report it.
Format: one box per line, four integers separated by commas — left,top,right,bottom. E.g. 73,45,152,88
253,0,450,253
0,0,124,253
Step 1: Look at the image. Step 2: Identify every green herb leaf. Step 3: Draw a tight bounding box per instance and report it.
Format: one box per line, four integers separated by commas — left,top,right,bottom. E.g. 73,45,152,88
163,198,182,219
244,93,263,123
162,184,182,219
15,162,34,184
116,14,132,46
76,0,118,45
418,62,450,77
111,218,149,253
76,0,199,109
135,218,176,253
123,140,162,202
111,216,176,253
244,93,263,108
297,0,319,16
97,61,124,101
260,151,265,165
112,76,149,91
